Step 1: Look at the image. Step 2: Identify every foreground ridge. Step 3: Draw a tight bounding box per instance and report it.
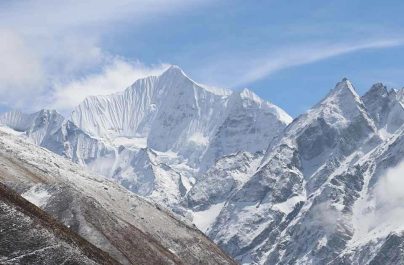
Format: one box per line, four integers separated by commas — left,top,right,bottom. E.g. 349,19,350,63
0,130,236,265
0,182,119,265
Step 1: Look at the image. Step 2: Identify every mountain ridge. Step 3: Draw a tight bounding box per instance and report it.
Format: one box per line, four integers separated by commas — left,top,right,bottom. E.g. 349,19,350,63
0,181,120,265
1,70,404,265
205,78,404,264
0,65,291,211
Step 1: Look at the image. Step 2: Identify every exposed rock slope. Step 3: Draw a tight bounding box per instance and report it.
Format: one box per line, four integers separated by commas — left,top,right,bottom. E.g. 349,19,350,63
0,182,119,265
0,129,236,265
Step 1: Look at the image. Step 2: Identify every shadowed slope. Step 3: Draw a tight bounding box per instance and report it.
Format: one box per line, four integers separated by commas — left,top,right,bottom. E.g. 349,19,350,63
0,182,119,265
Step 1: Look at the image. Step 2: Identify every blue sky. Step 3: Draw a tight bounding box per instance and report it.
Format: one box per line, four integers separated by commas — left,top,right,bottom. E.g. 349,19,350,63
0,0,403,116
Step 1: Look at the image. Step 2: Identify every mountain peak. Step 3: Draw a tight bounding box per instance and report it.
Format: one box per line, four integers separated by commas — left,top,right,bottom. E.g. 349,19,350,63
236,88,292,123
323,78,361,105
294,78,377,133
363,83,389,101
161,65,187,78
334,77,355,92
239,88,262,102
362,83,404,134
397,88,404,104
156,64,198,89
157,65,232,96
371,82,387,91
36,108,64,118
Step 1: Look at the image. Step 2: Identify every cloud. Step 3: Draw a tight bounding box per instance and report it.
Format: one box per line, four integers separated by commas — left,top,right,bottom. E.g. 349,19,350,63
0,29,109,110
198,39,404,88
374,161,404,222
0,0,208,111
0,0,208,35
0,1,402,112
0,29,45,106
309,202,342,234
48,59,168,111
43,36,105,78
353,161,404,241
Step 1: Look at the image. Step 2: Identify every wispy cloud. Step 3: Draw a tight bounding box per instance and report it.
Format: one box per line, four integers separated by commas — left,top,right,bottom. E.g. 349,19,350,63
48,59,168,112
0,0,209,111
0,29,44,107
0,0,208,35
0,0,403,113
198,38,404,88
352,161,404,242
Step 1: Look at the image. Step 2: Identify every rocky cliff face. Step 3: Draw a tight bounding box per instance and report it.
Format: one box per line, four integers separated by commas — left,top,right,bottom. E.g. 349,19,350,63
362,83,404,136
203,79,404,264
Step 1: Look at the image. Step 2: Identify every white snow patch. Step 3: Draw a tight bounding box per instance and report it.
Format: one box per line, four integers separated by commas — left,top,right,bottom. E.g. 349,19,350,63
188,133,209,146
317,236,328,250
272,195,305,214
0,125,25,136
180,175,193,193
154,150,179,159
350,161,404,247
193,202,225,232
113,137,147,149
22,186,51,207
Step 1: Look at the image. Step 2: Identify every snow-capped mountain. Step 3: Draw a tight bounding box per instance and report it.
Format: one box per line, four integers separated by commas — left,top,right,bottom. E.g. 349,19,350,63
70,65,291,170
201,79,404,264
0,109,64,146
1,67,404,265
0,65,291,210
